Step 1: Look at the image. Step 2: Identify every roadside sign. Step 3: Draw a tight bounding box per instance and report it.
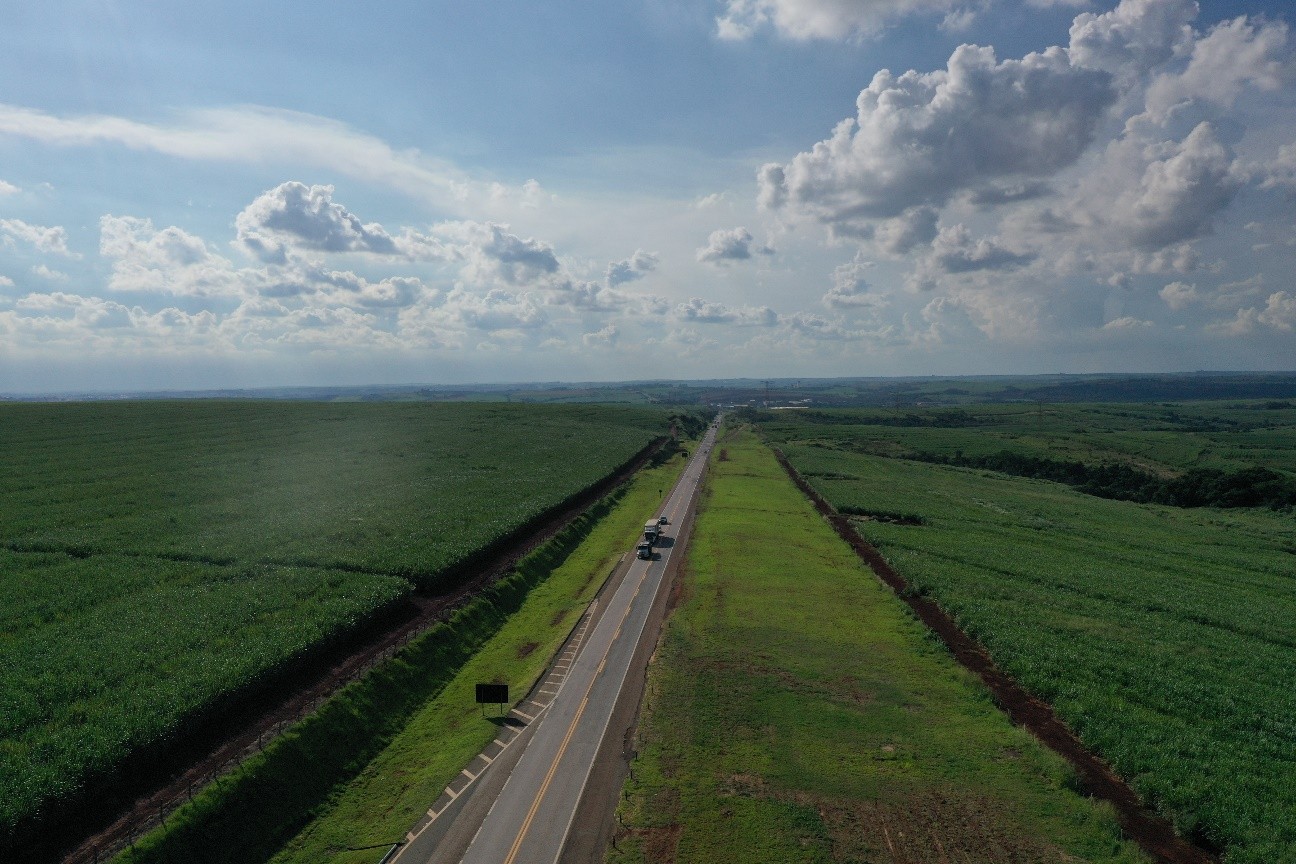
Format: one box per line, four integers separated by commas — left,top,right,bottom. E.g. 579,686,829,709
476,683,508,704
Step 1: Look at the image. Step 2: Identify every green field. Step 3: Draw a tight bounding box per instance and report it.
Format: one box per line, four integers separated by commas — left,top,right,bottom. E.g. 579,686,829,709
611,429,1146,863
0,401,681,848
110,445,692,864
757,400,1296,477
760,408,1296,862
266,447,693,864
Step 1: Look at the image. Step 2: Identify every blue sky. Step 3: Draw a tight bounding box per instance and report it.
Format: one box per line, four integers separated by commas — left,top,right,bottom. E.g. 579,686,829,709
1,0,1293,392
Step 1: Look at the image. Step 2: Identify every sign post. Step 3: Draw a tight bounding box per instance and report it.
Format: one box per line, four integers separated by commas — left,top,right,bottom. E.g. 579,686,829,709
475,682,508,716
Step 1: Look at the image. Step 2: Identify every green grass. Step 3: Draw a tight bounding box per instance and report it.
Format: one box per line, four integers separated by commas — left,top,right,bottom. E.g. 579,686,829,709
112,443,693,864
610,429,1146,864
0,401,679,847
775,438,1296,863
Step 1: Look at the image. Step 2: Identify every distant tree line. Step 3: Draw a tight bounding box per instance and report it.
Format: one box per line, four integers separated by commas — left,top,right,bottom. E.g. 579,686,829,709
913,450,1296,510
668,410,710,439
745,408,986,428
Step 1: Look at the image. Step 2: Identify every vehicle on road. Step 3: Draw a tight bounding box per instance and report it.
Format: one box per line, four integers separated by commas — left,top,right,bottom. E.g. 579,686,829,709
657,515,668,525
643,521,661,543
636,541,653,560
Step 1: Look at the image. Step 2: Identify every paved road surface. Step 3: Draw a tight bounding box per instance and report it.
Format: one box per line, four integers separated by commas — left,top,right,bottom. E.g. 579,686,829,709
395,422,717,864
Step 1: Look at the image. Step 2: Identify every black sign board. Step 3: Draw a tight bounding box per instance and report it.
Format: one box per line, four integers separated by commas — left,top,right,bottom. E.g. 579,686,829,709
475,683,508,704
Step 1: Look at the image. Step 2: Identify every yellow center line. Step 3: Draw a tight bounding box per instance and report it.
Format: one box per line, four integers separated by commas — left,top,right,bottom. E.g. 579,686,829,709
503,692,592,864
501,572,641,864
503,438,715,862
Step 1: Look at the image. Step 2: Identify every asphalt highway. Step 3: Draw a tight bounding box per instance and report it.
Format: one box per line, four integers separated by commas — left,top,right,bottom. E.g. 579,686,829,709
396,421,716,864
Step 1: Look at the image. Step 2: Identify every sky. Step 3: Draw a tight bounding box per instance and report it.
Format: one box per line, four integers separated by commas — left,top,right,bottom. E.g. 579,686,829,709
1,0,1294,392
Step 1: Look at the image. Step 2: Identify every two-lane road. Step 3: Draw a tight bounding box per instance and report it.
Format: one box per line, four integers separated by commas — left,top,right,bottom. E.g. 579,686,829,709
398,421,717,864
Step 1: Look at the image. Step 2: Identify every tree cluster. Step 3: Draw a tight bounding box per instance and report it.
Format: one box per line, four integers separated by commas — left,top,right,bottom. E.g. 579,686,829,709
916,450,1296,510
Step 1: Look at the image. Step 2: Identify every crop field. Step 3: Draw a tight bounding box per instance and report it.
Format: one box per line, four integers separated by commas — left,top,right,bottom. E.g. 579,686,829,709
106,445,694,864
0,400,676,848
761,407,1296,862
758,400,1296,477
612,430,1146,863
0,401,675,578
264,446,695,864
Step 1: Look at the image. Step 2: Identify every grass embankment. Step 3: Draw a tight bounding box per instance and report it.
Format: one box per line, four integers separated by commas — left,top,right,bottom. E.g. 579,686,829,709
115,445,693,864
611,430,1146,863
777,441,1296,862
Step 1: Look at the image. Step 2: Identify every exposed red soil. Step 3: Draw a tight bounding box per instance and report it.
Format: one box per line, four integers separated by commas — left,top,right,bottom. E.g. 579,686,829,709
46,436,672,864
771,447,1217,864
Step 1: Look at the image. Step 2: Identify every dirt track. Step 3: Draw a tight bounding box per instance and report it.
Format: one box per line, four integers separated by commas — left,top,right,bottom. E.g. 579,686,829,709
771,447,1217,864
48,436,671,864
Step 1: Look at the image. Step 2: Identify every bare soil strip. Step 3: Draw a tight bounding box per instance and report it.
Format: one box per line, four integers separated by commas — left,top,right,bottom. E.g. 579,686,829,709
771,446,1217,864
52,436,670,864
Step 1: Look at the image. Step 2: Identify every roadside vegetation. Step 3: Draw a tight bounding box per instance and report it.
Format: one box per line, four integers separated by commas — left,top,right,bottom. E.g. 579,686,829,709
0,401,682,855
759,405,1296,862
113,445,693,864
611,429,1147,863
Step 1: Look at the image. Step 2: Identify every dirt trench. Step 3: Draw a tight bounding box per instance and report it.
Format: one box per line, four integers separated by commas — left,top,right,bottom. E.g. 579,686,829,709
771,447,1217,864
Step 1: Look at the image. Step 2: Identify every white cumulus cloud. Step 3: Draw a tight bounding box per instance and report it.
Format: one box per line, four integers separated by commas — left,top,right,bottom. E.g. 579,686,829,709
1116,122,1243,250
823,257,877,308
674,297,778,326
930,224,1035,273
582,324,619,347
1139,14,1289,125
1160,280,1201,309
235,182,401,263
1,219,77,257
758,43,1115,234
605,249,659,287
100,216,247,297
696,227,773,263
30,264,68,282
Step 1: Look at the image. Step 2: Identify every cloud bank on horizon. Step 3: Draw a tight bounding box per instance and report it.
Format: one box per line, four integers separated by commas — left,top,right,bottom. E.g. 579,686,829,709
0,0,1292,391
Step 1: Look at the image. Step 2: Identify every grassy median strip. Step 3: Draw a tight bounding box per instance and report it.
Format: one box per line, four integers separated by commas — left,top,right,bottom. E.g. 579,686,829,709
610,429,1148,864
115,447,692,864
